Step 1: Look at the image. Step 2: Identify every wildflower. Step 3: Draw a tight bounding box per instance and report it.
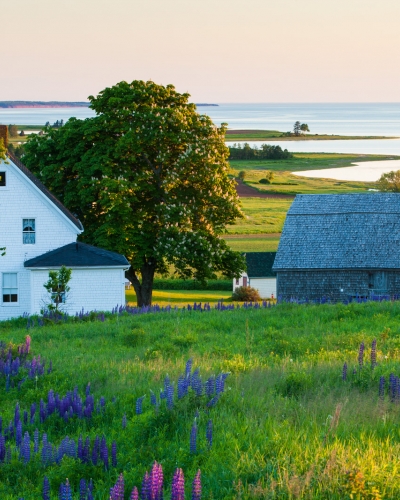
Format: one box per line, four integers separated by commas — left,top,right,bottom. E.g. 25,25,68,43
141,471,151,500
122,414,127,429
342,362,348,381
192,470,201,500
110,473,124,500
130,486,139,500
371,339,377,368
136,395,145,415
150,461,164,500
358,342,365,368
43,476,50,500
190,421,198,453
111,441,117,467
171,468,185,500
21,432,30,464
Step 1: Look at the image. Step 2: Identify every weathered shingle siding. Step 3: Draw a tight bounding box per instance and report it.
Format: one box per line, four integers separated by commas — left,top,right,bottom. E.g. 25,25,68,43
273,194,400,301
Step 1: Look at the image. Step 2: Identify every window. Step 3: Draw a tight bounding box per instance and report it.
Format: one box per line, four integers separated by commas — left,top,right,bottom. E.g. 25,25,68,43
3,273,18,303
0,172,5,186
235,278,240,285
23,219,35,244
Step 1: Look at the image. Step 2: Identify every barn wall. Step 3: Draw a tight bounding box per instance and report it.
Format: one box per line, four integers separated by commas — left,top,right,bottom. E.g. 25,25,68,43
277,270,400,302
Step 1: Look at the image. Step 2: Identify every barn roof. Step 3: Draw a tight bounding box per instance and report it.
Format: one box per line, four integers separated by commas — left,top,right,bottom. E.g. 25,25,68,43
246,252,276,278
273,193,400,271
24,242,129,268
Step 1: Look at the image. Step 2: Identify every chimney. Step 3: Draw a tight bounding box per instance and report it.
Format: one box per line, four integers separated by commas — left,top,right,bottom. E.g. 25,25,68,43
0,125,8,148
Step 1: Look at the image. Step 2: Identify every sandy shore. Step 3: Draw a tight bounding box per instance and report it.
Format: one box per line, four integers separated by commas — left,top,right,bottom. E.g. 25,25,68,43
293,159,400,182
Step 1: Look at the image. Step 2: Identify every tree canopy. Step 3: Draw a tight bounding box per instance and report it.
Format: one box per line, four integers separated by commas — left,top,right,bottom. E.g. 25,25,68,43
377,170,400,192
23,80,246,306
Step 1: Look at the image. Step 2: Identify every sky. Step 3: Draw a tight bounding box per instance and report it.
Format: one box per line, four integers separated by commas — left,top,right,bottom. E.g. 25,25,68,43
3,0,400,102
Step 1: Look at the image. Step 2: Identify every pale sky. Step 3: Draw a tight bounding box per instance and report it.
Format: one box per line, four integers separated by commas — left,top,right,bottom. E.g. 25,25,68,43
3,0,400,102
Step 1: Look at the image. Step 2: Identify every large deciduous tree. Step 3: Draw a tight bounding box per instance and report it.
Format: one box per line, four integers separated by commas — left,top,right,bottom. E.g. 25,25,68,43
377,170,400,192
23,80,246,306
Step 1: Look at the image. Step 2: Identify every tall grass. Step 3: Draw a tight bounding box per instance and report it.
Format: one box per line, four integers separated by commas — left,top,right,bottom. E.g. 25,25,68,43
1,301,400,498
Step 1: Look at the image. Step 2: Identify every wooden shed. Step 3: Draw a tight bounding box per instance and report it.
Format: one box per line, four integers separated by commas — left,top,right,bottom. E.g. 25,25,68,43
273,193,400,301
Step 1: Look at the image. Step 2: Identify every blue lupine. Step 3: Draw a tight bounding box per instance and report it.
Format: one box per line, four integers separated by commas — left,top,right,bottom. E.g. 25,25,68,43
112,441,117,467
379,376,385,400
30,403,36,424
0,435,6,462
23,410,28,425
141,471,151,500
342,362,347,381
166,384,174,410
100,435,109,470
43,476,50,500
136,396,145,415
16,420,23,447
178,375,188,399
206,420,213,448
34,429,39,453
185,358,193,381
83,436,90,463
79,479,87,500
190,421,198,453
205,376,215,397
358,342,365,368
21,431,30,463
92,436,100,465
371,339,377,368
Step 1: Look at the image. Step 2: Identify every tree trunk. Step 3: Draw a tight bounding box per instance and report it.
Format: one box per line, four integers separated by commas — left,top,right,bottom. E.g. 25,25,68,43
126,261,156,307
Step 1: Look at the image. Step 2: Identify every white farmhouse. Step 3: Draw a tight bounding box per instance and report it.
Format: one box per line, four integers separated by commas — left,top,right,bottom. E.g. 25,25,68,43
233,252,277,299
0,154,130,320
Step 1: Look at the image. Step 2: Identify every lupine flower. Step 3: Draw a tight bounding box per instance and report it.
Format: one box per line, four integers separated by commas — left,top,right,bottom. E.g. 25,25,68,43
43,476,50,500
79,479,87,500
59,478,73,500
185,358,193,382
191,470,201,500
206,420,213,448
358,342,365,368
122,414,127,429
100,436,109,470
21,431,30,463
166,384,174,410
205,376,215,397
16,420,23,447
92,436,100,465
342,362,348,381
130,486,139,500
190,421,198,453
110,473,124,500
34,429,39,453
0,435,6,463
171,468,185,500
150,461,163,500
141,471,151,500
379,376,385,400
389,373,397,402
136,396,145,415
371,339,377,368
30,403,36,424
111,441,117,467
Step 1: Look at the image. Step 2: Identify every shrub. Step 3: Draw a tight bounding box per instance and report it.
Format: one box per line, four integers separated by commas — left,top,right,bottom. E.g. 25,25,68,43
238,170,246,181
232,286,261,302
259,178,271,184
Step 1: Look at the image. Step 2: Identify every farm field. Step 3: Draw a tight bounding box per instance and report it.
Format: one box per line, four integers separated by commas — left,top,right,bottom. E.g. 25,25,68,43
126,289,232,307
2,301,400,498
223,234,280,252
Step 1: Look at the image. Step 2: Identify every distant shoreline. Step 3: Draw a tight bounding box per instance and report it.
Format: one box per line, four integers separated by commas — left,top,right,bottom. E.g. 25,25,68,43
225,129,399,141
0,101,219,108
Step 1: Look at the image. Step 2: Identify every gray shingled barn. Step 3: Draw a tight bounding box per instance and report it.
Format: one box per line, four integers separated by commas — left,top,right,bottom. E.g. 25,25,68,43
273,193,400,301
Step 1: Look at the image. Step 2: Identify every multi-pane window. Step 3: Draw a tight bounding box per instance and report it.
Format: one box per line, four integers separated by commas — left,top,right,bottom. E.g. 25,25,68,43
0,172,5,186
23,219,35,244
2,273,18,303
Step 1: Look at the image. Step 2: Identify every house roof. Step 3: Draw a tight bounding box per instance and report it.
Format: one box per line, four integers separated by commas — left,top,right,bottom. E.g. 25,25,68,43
273,193,400,271
246,252,276,278
24,242,129,268
7,153,83,232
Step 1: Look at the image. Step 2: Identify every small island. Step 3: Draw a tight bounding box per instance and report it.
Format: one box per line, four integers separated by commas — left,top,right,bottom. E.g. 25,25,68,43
0,101,90,108
225,129,398,141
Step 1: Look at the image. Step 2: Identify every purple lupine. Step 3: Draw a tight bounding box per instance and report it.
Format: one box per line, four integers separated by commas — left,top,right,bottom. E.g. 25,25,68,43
389,373,397,402
110,473,124,500
0,435,6,463
206,420,213,448
141,471,151,500
60,479,73,500
100,435,109,470
83,436,90,464
25,335,31,354
34,429,39,453
205,376,215,397
379,376,385,400
171,468,185,500
190,421,198,454
79,479,87,500
166,384,174,410
16,420,23,447
111,441,117,467
342,362,348,381
43,476,50,500
77,435,83,461
185,358,193,382
92,435,100,465
358,342,365,368
206,395,220,408
136,396,145,415
86,382,91,397
122,414,127,429
191,470,201,500
23,410,28,425
150,461,163,500
30,403,36,424
40,399,47,423
21,431,30,463
178,376,188,399
130,486,139,500
371,339,377,369
191,374,203,397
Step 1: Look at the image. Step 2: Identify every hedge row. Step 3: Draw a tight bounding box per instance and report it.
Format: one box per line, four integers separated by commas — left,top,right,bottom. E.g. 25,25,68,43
152,279,232,291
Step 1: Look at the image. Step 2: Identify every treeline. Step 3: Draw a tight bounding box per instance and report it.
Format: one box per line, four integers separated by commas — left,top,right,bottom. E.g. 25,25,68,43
152,278,232,290
228,143,293,160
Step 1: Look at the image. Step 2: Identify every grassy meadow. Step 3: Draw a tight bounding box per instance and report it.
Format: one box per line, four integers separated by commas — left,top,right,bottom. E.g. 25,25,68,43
225,130,395,142
2,301,400,498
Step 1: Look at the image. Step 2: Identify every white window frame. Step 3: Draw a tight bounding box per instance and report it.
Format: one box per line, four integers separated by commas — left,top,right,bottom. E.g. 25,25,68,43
2,272,19,306
22,218,36,245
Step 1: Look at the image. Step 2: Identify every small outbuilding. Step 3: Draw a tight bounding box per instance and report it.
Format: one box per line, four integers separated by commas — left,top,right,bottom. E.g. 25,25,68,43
233,252,276,298
273,193,400,301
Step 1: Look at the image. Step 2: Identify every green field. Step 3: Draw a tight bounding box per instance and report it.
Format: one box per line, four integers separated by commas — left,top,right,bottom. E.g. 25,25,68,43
225,129,396,142
126,288,232,306
223,234,281,252
2,301,400,498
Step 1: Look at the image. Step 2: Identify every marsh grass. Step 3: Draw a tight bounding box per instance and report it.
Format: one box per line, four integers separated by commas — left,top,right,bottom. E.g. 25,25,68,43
2,301,400,497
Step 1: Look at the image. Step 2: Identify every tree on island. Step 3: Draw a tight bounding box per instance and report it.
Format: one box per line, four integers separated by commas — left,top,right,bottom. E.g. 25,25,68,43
377,170,400,192
8,124,18,138
23,80,246,306
293,121,310,136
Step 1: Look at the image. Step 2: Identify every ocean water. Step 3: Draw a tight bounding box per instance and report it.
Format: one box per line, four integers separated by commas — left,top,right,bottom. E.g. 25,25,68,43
1,103,399,156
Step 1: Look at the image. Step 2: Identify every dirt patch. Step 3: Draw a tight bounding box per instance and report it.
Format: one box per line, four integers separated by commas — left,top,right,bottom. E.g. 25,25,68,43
236,180,294,199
